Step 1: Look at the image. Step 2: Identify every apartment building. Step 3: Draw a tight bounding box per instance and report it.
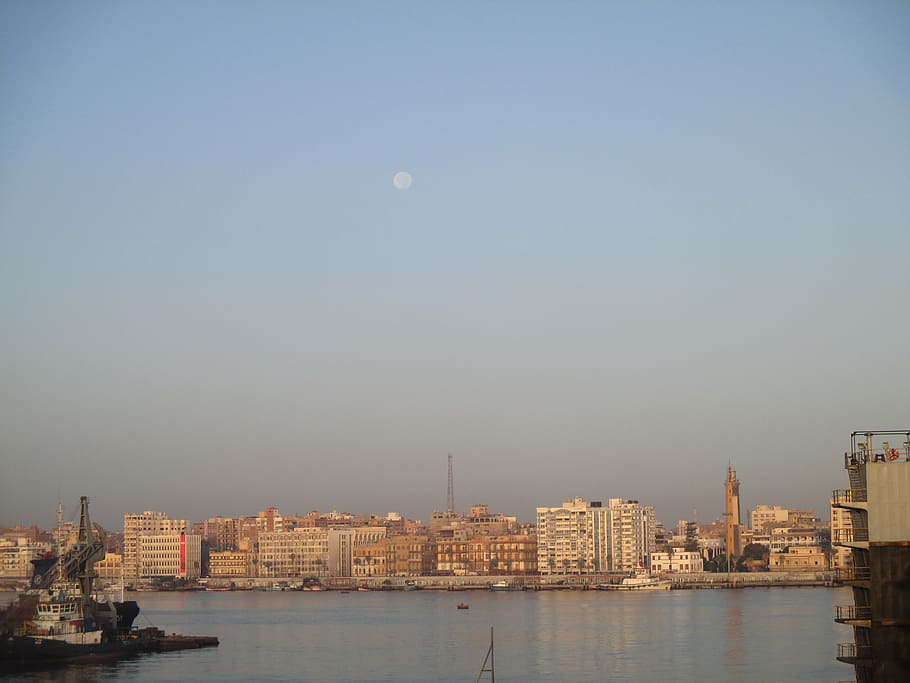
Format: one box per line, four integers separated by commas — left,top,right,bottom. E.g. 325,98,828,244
136,531,202,580
606,498,657,572
536,498,602,575
123,511,190,580
258,528,329,578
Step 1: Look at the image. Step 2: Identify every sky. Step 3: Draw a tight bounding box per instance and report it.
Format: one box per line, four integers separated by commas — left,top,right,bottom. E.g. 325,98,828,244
1,1,908,532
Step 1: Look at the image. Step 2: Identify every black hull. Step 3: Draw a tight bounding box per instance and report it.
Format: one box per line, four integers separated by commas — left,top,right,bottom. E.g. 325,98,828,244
0,636,146,670
0,631,219,672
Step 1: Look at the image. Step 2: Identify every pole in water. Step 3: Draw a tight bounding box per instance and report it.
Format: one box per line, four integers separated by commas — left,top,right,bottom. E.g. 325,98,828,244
476,626,495,683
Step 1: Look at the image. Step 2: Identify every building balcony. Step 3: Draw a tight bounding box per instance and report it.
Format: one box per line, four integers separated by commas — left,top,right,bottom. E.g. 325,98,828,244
836,642,872,665
832,528,869,547
831,488,867,506
834,566,871,585
835,604,872,626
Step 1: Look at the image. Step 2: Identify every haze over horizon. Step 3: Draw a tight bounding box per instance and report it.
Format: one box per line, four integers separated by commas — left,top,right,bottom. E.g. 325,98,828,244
2,2,908,533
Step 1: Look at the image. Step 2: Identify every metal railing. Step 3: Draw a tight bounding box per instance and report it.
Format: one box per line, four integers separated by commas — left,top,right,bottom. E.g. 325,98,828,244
834,566,871,583
832,488,867,504
833,528,869,544
837,642,872,660
836,605,872,621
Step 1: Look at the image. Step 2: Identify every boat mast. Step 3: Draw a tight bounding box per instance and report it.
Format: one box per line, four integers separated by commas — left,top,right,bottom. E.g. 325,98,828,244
476,626,495,683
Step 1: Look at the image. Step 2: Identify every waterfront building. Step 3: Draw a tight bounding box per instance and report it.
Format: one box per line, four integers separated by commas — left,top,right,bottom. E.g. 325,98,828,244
136,531,202,580
352,542,387,577
123,511,191,581
536,497,655,574
258,528,329,578
649,549,704,573
606,498,657,572
489,535,538,575
832,429,910,682
724,465,743,560
385,534,433,576
536,498,603,575
768,546,825,571
208,550,248,579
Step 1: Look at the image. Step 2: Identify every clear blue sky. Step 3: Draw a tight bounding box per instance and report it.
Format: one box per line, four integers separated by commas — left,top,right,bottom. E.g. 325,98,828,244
2,1,908,531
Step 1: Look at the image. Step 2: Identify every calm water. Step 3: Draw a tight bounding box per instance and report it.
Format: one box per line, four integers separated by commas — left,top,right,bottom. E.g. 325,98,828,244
4,587,853,682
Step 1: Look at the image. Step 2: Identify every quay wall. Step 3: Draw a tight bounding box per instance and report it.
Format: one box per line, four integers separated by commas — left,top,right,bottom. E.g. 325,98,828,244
200,571,835,591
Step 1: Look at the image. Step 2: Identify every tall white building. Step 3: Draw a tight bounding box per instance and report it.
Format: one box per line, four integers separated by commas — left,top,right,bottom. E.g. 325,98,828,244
536,497,657,574
123,511,190,580
536,498,605,575
606,498,657,572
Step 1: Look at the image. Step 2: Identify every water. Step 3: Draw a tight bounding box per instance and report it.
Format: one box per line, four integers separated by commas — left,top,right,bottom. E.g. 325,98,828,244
4,587,854,682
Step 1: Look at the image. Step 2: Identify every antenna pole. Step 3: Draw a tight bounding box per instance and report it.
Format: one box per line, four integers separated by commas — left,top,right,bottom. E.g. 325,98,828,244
447,452,455,514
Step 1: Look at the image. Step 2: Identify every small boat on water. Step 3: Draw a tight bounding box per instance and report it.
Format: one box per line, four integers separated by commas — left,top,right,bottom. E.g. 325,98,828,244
457,603,469,610
490,580,523,592
598,573,671,591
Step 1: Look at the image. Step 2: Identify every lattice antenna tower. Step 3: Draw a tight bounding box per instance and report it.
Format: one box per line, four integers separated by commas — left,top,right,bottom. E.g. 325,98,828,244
446,452,455,514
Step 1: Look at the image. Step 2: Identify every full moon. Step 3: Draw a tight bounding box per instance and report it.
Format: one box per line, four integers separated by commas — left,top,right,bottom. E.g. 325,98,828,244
392,171,413,190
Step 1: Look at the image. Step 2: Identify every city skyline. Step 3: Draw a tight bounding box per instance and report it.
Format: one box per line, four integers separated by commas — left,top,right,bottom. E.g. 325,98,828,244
2,3,909,532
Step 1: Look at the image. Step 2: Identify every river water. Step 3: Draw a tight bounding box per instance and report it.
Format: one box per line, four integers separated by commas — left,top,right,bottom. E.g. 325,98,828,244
4,587,853,682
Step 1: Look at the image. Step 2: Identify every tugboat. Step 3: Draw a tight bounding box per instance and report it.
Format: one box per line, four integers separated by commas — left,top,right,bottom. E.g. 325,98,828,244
0,496,218,671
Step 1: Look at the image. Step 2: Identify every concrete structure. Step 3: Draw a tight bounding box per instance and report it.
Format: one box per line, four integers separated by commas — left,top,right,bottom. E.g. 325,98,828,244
123,511,190,581
136,532,202,580
833,429,910,683
725,465,743,560
830,499,853,569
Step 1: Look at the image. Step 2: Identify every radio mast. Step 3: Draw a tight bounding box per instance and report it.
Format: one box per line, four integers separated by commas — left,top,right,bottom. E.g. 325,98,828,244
446,452,455,514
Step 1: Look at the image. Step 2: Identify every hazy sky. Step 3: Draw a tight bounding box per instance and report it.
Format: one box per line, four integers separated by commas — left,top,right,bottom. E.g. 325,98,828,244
2,2,908,532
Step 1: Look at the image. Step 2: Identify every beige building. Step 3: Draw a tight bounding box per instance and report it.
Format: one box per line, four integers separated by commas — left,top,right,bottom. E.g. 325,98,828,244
123,511,190,580
136,532,202,580
94,552,123,582
751,504,790,532
769,527,824,554
209,550,249,579
0,538,51,581
258,528,329,578
769,545,826,571
650,550,704,573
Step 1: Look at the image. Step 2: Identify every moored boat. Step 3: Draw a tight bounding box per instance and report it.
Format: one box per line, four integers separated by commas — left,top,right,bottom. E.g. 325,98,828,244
598,573,671,591
0,496,219,672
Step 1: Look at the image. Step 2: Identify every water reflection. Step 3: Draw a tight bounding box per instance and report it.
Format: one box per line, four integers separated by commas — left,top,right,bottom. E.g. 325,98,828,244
2,588,852,683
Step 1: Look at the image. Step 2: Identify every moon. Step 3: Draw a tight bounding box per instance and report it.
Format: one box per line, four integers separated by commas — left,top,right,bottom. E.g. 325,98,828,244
392,171,413,190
